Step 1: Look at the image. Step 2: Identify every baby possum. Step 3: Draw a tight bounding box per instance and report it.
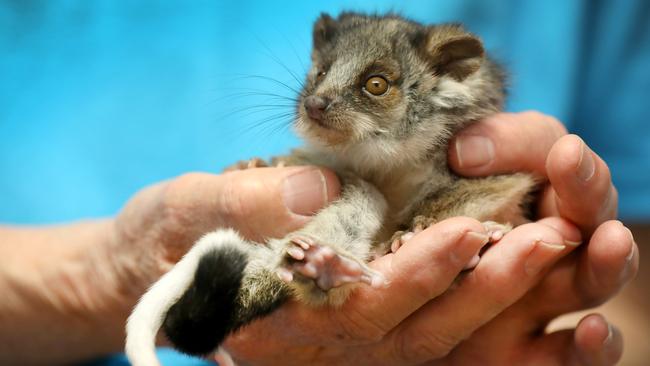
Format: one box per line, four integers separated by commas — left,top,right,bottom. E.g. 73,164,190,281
126,12,535,365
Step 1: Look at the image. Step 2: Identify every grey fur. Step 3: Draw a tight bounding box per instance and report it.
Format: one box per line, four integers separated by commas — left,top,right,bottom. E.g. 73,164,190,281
128,12,537,361
228,9,536,339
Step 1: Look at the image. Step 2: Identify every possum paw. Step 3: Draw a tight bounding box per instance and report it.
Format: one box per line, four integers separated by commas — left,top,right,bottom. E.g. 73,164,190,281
223,157,268,172
388,230,415,253
276,235,384,291
389,216,437,253
482,221,512,243
462,221,513,269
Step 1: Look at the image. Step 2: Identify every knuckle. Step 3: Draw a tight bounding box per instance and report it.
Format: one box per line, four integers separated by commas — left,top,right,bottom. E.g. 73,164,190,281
167,172,206,195
149,173,213,264
409,271,444,302
543,115,568,137
519,110,545,124
333,307,389,344
218,175,256,224
519,110,546,123
163,172,206,213
470,269,517,309
394,327,459,362
522,110,568,138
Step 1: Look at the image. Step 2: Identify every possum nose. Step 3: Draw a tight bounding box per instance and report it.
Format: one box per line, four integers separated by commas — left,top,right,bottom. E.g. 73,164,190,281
304,95,330,120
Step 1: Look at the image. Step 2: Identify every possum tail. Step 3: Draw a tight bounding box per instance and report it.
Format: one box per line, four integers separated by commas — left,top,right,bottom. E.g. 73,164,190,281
125,229,286,366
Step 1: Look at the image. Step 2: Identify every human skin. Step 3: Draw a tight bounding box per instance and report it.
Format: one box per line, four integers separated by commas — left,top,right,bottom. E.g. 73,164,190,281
223,111,635,366
0,111,635,365
0,167,340,365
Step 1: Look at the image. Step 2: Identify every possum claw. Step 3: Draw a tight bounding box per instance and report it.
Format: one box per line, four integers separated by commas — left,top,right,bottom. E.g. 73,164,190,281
482,221,512,243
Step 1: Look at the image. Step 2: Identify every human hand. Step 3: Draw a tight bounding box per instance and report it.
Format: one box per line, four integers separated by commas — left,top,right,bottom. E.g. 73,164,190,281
0,165,342,365
442,111,639,365
222,216,583,365
106,166,340,315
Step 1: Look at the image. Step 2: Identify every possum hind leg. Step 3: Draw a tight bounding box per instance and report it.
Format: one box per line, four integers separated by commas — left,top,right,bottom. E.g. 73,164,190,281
277,234,384,294
273,176,389,306
126,176,388,364
161,238,288,356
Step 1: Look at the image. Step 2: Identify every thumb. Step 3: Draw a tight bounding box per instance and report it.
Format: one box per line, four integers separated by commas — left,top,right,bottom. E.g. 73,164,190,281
213,166,340,240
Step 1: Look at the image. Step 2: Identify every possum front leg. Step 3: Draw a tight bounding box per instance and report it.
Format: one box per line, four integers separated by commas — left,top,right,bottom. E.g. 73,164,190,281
222,149,319,172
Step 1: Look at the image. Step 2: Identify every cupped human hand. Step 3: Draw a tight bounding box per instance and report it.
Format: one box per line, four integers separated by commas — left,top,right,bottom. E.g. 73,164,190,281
219,112,634,366
222,216,582,365
441,111,638,365
449,111,617,234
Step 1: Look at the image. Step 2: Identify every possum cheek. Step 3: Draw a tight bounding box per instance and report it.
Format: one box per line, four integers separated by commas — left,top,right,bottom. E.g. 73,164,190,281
371,87,406,132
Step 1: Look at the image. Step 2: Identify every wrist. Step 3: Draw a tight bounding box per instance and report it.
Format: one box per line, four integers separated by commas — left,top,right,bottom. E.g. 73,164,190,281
0,220,133,363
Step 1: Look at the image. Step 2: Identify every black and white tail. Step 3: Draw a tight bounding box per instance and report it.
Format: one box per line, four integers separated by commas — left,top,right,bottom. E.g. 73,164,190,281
125,229,285,366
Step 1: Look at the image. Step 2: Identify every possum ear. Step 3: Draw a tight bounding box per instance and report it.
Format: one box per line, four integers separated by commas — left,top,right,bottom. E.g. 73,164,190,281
313,13,338,49
419,25,485,81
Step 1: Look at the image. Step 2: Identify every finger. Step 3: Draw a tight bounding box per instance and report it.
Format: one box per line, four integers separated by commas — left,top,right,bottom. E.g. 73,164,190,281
546,134,618,234
225,217,491,350
533,314,623,366
449,111,567,177
536,217,583,246
329,217,490,343
379,221,580,364
163,167,340,242
448,220,636,358
524,220,638,320
573,314,624,366
537,184,561,218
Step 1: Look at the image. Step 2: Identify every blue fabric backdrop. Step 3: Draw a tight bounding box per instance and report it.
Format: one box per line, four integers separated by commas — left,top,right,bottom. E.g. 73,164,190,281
1,1,649,364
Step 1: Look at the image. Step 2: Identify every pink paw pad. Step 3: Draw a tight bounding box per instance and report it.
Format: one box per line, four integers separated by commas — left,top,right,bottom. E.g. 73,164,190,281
277,235,385,290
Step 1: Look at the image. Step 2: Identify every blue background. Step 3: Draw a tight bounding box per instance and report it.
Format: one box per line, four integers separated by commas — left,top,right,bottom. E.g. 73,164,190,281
1,1,649,365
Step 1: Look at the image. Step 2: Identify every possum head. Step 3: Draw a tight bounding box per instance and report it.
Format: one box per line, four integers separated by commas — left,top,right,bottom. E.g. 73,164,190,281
295,13,503,170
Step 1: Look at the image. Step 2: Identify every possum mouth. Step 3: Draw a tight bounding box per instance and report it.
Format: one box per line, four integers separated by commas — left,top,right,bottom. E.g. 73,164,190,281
312,117,336,130
300,112,340,132
298,115,352,146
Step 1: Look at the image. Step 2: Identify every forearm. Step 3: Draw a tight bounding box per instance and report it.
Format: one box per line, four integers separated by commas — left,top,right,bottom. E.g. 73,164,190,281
0,220,133,365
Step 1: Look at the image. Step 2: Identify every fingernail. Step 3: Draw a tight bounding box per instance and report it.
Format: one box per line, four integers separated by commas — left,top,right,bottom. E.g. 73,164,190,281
577,142,595,182
564,239,582,247
283,169,328,216
524,240,566,276
450,231,490,266
601,323,622,365
624,226,635,262
620,227,636,282
625,243,636,263
604,323,614,346
455,134,495,168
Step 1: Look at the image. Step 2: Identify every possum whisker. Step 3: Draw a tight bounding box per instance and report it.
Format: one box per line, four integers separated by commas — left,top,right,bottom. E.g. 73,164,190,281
254,37,305,92
229,74,304,97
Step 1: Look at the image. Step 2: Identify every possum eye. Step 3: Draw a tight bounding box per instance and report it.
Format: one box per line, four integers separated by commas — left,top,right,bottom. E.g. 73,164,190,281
364,76,389,95
316,69,327,81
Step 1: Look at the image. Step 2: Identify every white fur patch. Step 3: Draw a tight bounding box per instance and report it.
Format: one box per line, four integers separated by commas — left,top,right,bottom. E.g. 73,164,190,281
431,76,475,108
125,229,245,366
